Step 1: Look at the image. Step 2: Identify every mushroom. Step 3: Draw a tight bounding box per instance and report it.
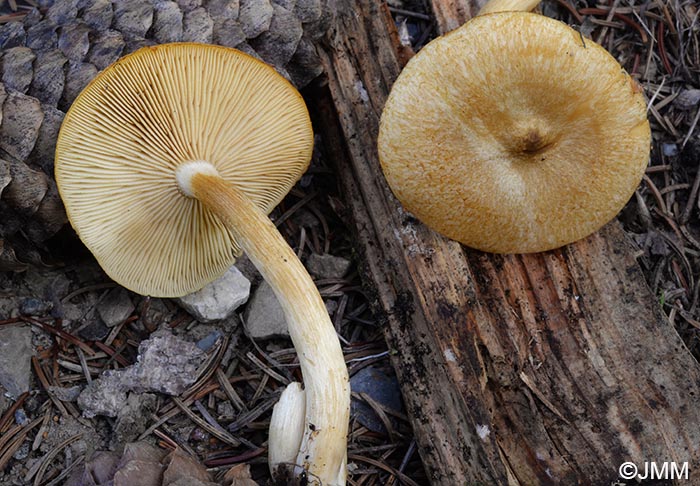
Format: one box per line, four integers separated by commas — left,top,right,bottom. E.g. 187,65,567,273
55,43,349,486
378,1,650,254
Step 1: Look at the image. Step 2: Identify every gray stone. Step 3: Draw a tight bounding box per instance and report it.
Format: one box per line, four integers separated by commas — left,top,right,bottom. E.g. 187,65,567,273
29,104,65,175
0,160,9,201
0,386,9,415
48,385,83,402
176,266,250,323
306,253,351,279
58,21,91,62
113,457,164,486
233,41,263,61
113,393,158,446
120,441,167,465
244,281,288,339
152,0,184,43
29,49,67,106
194,329,224,351
125,330,206,395
210,0,243,46
234,255,261,285
78,331,206,418
298,0,331,40
98,287,135,327
14,408,30,426
0,21,26,50
86,30,125,70
78,319,110,341
675,89,700,110
293,208,319,228
22,6,42,27
135,297,174,330
169,479,218,486
26,182,68,243
125,37,157,55
285,35,322,87
82,0,114,31
78,369,129,418
3,159,49,216
74,450,121,486
178,0,202,11
217,400,235,419
46,0,79,25
293,0,322,23
163,449,213,485
113,0,154,40
2,46,36,93
663,143,678,157
19,297,52,316
207,0,239,20
272,0,295,9
213,18,246,48
12,442,30,461
350,366,403,433
0,325,33,399
239,0,273,38
182,7,213,43
25,19,58,50
61,61,98,110
325,299,338,315
249,4,302,67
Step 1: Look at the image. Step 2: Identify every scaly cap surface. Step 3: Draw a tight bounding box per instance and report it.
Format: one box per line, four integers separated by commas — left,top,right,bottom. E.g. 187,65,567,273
378,12,650,253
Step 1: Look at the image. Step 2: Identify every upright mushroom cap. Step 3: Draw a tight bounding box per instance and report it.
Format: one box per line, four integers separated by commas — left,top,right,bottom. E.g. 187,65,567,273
56,43,313,296
378,12,650,254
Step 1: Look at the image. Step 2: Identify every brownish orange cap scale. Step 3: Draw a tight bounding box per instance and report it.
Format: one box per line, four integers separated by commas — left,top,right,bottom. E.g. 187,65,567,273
378,12,651,254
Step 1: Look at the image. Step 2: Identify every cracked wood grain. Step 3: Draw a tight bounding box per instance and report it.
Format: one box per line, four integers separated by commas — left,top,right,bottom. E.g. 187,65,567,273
317,1,700,484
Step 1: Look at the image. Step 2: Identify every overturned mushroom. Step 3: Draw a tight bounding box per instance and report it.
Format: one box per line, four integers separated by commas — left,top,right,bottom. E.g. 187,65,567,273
55,43,349,486
378,2,650,254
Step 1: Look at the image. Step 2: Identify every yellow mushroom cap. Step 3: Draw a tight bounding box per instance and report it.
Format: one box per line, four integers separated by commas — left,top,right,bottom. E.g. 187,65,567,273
378,12,651,254
56,43,313,297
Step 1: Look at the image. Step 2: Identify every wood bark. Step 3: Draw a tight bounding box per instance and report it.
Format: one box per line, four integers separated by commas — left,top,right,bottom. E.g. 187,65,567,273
430,0,483,32
316,1,700,484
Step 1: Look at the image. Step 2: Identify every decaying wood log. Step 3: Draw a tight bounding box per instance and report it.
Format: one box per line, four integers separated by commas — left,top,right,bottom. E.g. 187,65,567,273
430,0,481,32
316,1,700,484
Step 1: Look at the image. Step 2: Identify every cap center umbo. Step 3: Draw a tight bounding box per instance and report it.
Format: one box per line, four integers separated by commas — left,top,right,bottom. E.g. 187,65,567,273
521,129,548,152
508,125,555,157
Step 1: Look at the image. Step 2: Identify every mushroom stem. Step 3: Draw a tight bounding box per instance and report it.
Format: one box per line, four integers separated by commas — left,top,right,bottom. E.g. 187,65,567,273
179,161,349,486
478,0,540,14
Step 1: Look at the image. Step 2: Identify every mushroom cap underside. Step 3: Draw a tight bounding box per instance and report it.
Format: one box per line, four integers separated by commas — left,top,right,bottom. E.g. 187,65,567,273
56,43,314,297
378,12,651,254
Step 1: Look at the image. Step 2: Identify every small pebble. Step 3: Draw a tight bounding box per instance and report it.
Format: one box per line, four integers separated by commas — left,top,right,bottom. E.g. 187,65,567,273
196,330,223,351
662,143,678,157
350,366,403,434
244,281,288,339
20,297,52,316
176,266,250,323
306,253,352,279
12,442,30,461
14,408,29,426
97,287,135,328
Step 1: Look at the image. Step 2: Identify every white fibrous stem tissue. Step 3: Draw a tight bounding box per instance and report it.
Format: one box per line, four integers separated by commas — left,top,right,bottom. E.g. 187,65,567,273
269,382,306,476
